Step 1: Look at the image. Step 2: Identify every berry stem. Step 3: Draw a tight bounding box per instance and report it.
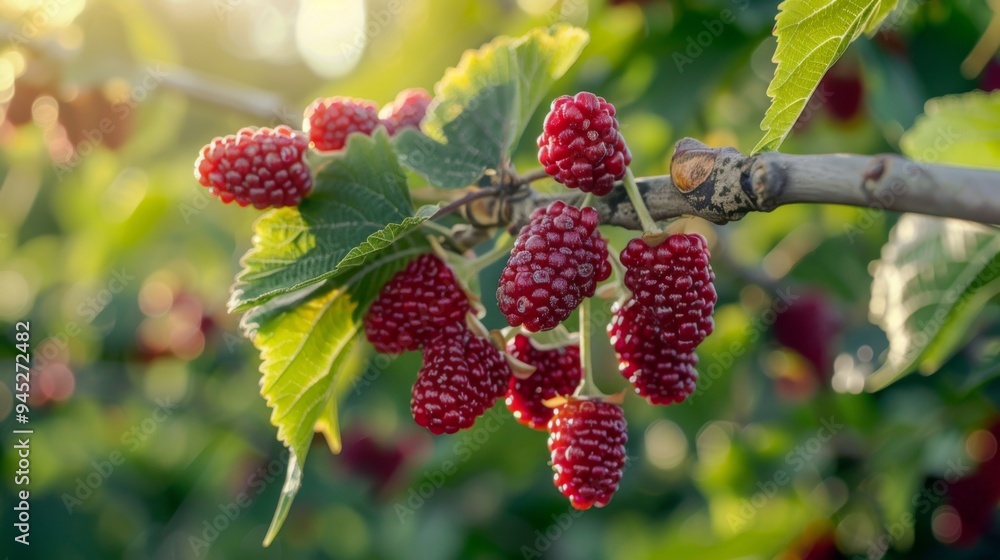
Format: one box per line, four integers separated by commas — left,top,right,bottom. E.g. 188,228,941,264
515,168,550,185
469,232,514,270
431,187,499,221
622,168,661,234
574,297,606,398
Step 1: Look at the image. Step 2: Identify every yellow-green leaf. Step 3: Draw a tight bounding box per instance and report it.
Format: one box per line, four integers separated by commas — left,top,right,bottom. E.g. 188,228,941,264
752,0,897,154
899,91,1000,168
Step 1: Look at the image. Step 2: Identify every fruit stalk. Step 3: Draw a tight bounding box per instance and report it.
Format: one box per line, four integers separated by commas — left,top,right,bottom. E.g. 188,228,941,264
622,168,660,234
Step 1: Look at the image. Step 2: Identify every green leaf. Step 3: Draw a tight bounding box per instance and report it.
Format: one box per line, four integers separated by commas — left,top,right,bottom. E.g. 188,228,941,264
395,24,589,188
251,239,427,543
867,214,1000,391
899,91,1000,168
229,130,432,311
752,0,897,154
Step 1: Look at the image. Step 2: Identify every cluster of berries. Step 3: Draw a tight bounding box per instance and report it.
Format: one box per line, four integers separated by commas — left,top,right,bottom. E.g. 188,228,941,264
363,254,510,435
194,84,718,511
363,252,626,509
611,234,717,404
355,90,714,509
193,88,431,209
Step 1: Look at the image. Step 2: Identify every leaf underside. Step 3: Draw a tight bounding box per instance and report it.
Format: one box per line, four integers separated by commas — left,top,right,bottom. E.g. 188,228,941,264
394,24,589,188
230,130,433,311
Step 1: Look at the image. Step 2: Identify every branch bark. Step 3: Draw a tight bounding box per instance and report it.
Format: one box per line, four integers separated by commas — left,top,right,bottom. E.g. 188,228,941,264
506,138,1000,231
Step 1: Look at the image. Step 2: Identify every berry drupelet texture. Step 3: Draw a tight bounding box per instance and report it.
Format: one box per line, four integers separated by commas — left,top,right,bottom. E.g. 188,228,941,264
379,88,432,135
497,201,611,332
505,334,582,430
620,233,716,352
609,299,698,405
303,96,380,152
410,327,510,435
364,254,471,354
537,91,631,196
194,125,312,209
547,398,628,510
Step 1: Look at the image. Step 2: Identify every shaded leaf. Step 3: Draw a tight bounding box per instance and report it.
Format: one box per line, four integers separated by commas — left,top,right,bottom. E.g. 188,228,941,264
395,24,589,188
230,130,431,311
251,239,428,540
867,215,1000,390
899,91,1000,168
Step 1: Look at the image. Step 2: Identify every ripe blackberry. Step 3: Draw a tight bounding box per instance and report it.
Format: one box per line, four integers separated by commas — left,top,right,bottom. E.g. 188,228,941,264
194,125,312,209
411,327,510,435
537,91,631,196
303,96,380,152
364,254,470,354
379,88,432,135
609,299,698,405
619,233,716,352
505,334,582,430
497,201,611,332
548,398,627,509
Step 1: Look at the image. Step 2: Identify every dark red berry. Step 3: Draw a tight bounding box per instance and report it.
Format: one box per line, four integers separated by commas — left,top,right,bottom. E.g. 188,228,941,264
505,334,582,430
609,299,698,405
772,293,842,380
379,88,432,135
537,91,631,196
364,254,470,354
303,96,380,152
194,125,312,209
947,418,1000,547
339,425,428,496
411,328,510,435
981,58,1000,92
548,398,627,509
620,233,716,352
497,201,611,332
817,60,864,122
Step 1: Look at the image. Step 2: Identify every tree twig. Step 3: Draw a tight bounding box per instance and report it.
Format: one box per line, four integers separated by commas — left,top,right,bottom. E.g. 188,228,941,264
505,138,1000,231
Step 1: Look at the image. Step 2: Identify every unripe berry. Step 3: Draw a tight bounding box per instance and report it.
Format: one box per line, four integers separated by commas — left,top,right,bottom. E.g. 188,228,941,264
303,96,380,152
379,88,432,135
194,125,312,209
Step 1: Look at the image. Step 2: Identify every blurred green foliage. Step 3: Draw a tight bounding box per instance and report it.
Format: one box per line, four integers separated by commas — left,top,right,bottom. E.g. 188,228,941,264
1,1,999,559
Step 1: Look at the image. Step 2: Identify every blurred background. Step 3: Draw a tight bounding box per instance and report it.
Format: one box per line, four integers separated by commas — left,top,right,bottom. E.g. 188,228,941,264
1,0,1000,558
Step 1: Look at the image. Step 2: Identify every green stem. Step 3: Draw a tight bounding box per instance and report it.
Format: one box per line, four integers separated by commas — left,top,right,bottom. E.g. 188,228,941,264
622,168,660,234
469,232,514,270
574,297,605,398
580,192,596,209
420,220,456,239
